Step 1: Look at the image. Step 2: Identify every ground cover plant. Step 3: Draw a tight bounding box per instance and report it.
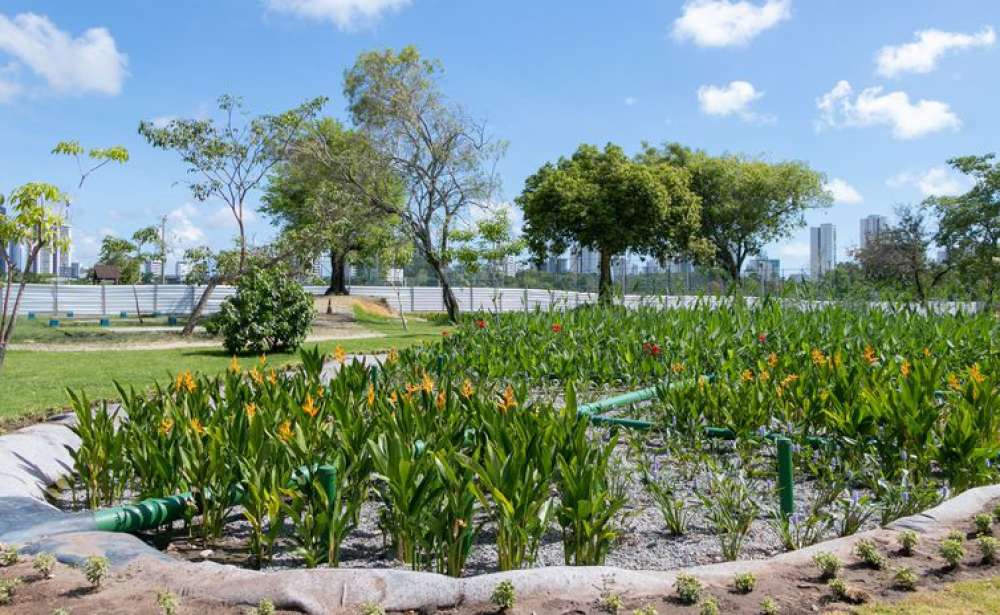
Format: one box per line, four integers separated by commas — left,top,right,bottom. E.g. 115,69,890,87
59,301,1000,575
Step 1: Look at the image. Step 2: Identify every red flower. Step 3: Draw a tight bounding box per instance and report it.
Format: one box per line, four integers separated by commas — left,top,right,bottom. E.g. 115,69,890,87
442,330,450,337
757,333,767,344
475,319,487,329
551,323,562,333
642,342,662,358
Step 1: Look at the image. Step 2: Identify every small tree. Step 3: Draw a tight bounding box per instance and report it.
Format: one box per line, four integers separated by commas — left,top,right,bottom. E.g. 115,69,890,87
0,183,69,367
518,143,705,303
51,141,129,188
451,205,525,290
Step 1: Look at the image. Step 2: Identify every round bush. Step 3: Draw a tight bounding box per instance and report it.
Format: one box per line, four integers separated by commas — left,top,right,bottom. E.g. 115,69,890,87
209,268,314,355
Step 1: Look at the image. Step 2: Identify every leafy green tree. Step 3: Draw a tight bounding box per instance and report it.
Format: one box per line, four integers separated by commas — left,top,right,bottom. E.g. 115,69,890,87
451,206,525,288
51,141,129,188
307,46,504,321
97,236,140,284
0,183,69,367
640,144,830,282
263,118,402,295
927,154,1000,299
139,95,325,333
518,143,704,303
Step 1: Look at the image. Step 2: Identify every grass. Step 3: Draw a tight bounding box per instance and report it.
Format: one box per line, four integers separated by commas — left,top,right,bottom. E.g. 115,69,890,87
10,315,210,345
0,308,449,429
851,578,1000,614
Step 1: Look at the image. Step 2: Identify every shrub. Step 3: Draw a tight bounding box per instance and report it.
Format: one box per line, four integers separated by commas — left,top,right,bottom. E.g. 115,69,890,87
156,590,178,615
82,555,109,588
828,578,849,601
359,602,386,615
897,530,918,555
893,566,918,591
760,597,779,615
939,538,965,569
734,571,757,594
250,599,276,615
976,513,993,536
491,580,516,611
854,538,886,569
33,552,56,579
0,577,22,605
599,589,624,614
0,544,18,566
632,605,657,615
674,573,703,605
947,529,966,542
812,551,842,579
699,597,719,615
209,267,314,355
979,536,999,564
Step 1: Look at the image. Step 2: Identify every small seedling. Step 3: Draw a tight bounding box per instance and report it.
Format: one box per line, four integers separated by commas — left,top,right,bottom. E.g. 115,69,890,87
947,529,966,542
976,513,993,536
491,580,516,611
631,605,657,615
812,551,842,579
598,578,624,615
898,530,918,555
854,538,886,569
828,578,849,601
359,602,386,615
734,571,757,594
979,536,998,564
0,544,18,566
82,555,109,589
698,597,719,615
0,577,22,605
893,566,918,591
51,609,70,615
939,538,966,569
760,596,780,615
157,590,179,615
33,552,56,579
673,573,703,605
250,599,276,615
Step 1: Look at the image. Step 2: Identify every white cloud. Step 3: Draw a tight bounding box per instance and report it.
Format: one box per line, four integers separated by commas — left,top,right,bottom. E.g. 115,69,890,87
877,26,995,77
624,97,638,107
824,178,863,204
207,206,258,230
167,204,208,248
779,242,809,258
697,80,771,122
816,80,960,139
887,166,971,197
265,0,411,30
673,0,791,47
0,12,127,99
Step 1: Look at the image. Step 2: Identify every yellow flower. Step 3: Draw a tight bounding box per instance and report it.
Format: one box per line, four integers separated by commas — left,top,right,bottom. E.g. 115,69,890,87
900,360,911,378
302,394,318,418
258,354,267,366
436,389,447,410
819,389,830,402
367,383,376,407
316,386,325,398
698,375,707,391
249,367,263,385
969,363,985,385
671,362,685,374
268,369,278,385
947,373,961,391
387,348,399,363
461,379,475,399
811,349,827,368
333,345,347,364
863,346,877,365
775,385,784,398
833,351,843,368
421,372,435,394
389,391,398,406
277,420,293,443
229,356,241,373
245,402,257,419
189,418,205,436
767,352,778,369
741,369,754,383
174,370,197,393
405,383,420,395
498,385,517,413
781,374,799,388
759,369,771,382
158,417,174,435
923,347,931,357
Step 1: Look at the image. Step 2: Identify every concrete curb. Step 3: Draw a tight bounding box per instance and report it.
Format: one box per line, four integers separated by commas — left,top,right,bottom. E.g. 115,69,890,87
2,413,997,613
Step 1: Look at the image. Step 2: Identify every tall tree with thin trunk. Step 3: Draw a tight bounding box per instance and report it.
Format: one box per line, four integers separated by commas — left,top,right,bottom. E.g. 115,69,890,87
138,95,326,334
310,46,504,322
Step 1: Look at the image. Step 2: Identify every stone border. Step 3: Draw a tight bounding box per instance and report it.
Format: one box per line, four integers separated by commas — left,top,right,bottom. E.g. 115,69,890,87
2,414,997,614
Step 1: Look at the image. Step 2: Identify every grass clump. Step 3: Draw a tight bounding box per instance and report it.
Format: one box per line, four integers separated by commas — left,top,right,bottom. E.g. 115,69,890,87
359,602,386,615
760,596,780,614
33,552,56,579
893,566,918,591
250,598,276,615
631,605,657,615
855,538,887,569
0,544,18,566
82,555,109,589
156,590,179,615
0,577,22,605
734,571,757,594
897,530,918,555
812,551,842,579
978,536,998,564
674,573,703,605
491,580,516,611
939,538,966,569
698,597,719,615
975,513,993,536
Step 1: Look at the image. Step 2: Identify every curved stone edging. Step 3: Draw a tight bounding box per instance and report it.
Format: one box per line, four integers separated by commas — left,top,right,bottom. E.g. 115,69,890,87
2,414,998,614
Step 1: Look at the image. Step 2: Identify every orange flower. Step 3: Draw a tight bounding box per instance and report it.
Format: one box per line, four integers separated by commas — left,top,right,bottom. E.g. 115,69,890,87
229,356,241,373
923,347,931,357
969,363,985,385
258,354,267,366
863,346,877,365
767,352,778,369
245,402,257,419
421,373,435,394
900,360,911,378
387,348,399,363
780,374,799,388
268,369,278,385
316,386,325,398
302,394,318,418
436,389,447,410
389,391,398,406
158,417,174,435
249,367,264,385
759,369,771,382
498,385,517,413
277,420,293,443
367,383,376,407
333,345,347,364
460,379,475,399
947,373,961,391
189,418,205,436
671,362,685,374
811,349,827,368
405,383,420,395
741,369,754,383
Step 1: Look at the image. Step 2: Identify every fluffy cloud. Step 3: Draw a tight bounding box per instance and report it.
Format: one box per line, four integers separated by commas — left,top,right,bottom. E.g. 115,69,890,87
887,166,971,197
166,204,208,248
824,178,863,204
265,0,411,30
0,12,127,99
697,80,771,122
673,0,791,47
877,26,995,77
816,80,960,139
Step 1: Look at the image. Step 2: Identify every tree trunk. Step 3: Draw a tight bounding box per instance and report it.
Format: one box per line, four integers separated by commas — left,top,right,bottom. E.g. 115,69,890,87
327,250,349,295
426,257,460,322
598,250,613,304
182,279,218,336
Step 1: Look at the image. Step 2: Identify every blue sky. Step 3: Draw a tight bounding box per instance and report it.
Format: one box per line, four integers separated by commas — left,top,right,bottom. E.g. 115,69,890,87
0,0,997,275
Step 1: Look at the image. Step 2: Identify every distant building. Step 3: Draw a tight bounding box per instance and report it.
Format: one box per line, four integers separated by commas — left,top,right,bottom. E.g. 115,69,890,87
571,246,599,274
859,215,889,250
810,223,836,279
175,261,192,279
746,257,781,282
144,260,163,277
386,268,405,284
667,259,694,274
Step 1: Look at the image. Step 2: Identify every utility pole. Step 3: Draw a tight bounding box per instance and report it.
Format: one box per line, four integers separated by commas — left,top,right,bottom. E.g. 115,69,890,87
158,215,167,285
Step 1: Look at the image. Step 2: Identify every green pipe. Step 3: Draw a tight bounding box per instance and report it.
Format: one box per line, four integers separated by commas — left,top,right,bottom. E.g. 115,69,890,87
589,414,653,430
776,438,795,517
94,464,337,534
577,385,661,416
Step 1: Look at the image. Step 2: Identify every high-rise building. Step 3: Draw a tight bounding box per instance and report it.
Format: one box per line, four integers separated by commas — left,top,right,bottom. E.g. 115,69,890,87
746,257,781,281
176,261,192,279
859,215,888,250
810,223,836,279
571,246,599,274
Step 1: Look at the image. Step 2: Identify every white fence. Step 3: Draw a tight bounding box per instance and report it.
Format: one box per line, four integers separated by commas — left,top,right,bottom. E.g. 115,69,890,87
1,283,986,316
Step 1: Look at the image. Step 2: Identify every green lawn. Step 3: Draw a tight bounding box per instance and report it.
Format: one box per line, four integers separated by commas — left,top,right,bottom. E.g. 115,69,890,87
10,314,213,345
0,311,448,429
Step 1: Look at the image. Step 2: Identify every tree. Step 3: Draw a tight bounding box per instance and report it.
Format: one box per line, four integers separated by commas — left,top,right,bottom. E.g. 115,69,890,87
451,205,525,289
852,205,950,306
0,183,69,367
518,143,705,302
138,95,326,332
306,46,504,322
640,144,830,282
928,154,1000,299
262,118,402,295
97,236,140,284
51,141,129,188
131,225,166,283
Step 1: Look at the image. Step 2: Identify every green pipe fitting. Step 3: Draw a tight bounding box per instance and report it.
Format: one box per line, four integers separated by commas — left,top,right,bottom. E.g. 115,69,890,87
776,437,795,517
589,414,653,430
